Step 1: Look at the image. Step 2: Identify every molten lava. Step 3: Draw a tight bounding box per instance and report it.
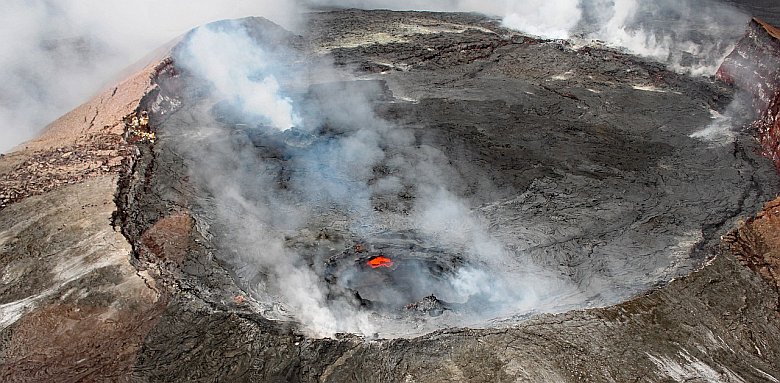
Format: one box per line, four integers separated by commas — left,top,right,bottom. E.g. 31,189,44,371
367,256,394,269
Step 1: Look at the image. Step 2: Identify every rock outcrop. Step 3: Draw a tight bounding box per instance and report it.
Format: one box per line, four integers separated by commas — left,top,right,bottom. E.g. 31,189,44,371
0,52,166,381
724,196,780,309
718,18,780,171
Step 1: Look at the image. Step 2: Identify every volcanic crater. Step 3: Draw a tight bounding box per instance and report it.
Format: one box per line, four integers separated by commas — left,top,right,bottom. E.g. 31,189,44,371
112,12,780,338
4,7,780,382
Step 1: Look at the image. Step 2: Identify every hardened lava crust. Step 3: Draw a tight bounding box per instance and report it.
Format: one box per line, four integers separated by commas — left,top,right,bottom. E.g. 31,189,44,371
1,9,780,382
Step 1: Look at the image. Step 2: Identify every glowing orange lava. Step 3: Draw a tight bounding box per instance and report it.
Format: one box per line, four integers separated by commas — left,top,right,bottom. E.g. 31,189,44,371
367,256,394,269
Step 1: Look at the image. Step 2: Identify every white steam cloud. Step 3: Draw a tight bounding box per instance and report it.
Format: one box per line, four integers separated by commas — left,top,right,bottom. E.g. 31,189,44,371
0,0,301,153
173,19,576,336
184,28,300,130
502,0,582,39
0,0,761,338
0,0,755,152
581,0,749,76
175,23,388,336
309,0,748,74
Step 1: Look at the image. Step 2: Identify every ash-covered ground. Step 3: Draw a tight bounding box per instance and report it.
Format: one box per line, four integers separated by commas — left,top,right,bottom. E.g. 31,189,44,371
120,12,779,338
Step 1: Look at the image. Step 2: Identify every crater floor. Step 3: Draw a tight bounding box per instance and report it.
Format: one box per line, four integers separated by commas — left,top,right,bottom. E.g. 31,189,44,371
131,13,779,337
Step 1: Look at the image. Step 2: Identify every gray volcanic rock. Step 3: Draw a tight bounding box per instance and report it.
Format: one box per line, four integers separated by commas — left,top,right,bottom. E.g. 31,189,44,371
723,0,780,26
3,9,780,383
117,11,780,381
0,56,164,382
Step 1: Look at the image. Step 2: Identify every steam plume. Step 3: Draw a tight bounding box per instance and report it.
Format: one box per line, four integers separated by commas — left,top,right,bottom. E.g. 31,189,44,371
0,0,301,153
0,0,754,152
173,19,577,336
580,0,748,75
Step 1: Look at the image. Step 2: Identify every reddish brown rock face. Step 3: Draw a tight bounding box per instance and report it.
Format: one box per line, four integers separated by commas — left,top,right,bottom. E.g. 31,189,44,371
724,196,780,309
718,18,780,171
140,212,194,266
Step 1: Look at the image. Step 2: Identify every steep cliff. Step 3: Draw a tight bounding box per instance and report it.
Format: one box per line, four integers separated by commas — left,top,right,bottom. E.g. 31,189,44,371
724,196,780,309
0,55,166,380
718,18,780,171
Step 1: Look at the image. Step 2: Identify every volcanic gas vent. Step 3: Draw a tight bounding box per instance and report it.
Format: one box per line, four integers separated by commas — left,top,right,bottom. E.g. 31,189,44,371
129,15,780,339
323,232,468,316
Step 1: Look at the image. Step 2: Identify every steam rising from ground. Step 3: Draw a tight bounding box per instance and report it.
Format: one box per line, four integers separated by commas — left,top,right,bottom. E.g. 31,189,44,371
184,29,300,130
309,0,748,74
690,94,754,144
502,0,582,39
177,24,388,335
0,0,760,337
0,0,753,152
578,0,749,75
175,21,572,336
0,0,301,153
